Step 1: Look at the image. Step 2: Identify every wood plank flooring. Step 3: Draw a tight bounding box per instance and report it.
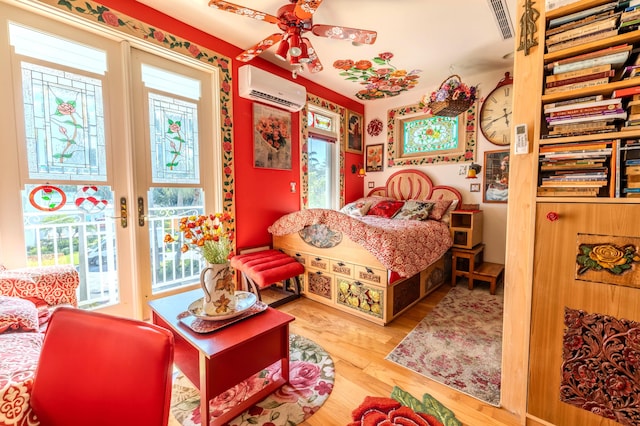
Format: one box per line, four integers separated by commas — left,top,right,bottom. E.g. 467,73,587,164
170,283,522,426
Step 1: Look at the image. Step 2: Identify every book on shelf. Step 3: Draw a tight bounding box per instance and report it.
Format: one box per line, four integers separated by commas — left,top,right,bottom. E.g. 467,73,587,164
545,0,581,12
546,64,612,82
540,181,608,187
547,102,622,117
544,97,618,113
544,77,612,94
539,141,612,152
543,95,604,110
620,64,640,79
545,15,620,45
545,45,632,73
546,125,617,137
546,28,620,53
545,69,616,88
537,187,599,196
612,85,640,97
546,9,616,36
545,110,627,125
548,2,618,28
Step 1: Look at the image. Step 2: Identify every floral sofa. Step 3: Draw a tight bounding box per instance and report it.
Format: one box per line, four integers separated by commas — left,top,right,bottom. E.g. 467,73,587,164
0,265,79,426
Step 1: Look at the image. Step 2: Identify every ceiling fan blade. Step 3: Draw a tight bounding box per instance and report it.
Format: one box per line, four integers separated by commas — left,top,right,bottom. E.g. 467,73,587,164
302,38,323,73
208,0,280,25
311,24,377,44
235,33,284,62
294,0,324,20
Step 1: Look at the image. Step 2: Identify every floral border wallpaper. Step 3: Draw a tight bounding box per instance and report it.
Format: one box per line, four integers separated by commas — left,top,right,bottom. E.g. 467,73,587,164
300,94,346,209
39,0,236,234
386,104,477,167
562,307,640,426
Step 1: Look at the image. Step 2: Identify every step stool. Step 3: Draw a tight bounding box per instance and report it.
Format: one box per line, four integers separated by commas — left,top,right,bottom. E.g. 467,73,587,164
472,262,504,295
230,249,304,308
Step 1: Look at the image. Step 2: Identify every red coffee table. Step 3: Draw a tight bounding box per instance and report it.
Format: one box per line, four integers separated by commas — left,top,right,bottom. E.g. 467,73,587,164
149,289,295,426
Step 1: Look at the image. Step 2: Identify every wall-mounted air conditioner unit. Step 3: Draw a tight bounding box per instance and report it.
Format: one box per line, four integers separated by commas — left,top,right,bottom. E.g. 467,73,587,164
238,65,307,112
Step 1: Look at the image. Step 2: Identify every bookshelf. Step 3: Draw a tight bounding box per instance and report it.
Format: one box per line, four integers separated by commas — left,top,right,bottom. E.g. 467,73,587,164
538,0,640,201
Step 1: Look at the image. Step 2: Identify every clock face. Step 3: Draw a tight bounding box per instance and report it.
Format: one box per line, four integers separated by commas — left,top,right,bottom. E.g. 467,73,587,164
480,83,513,146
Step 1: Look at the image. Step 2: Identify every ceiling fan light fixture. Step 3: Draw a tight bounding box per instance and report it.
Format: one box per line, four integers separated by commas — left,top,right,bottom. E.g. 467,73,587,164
288,34,302,57
298,42,310,63
275,39,289,61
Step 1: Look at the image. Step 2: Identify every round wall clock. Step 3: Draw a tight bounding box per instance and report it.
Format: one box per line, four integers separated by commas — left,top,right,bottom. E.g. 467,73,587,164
367,118,383,137
479,72,514,146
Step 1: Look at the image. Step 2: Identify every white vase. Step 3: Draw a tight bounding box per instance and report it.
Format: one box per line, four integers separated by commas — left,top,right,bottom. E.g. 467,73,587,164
200,262,235,316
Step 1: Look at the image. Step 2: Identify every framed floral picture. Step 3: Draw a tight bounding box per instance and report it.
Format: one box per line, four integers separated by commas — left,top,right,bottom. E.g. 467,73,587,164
253,103,292,170
483,149,509,203
366,144,384,172
346,110,363,154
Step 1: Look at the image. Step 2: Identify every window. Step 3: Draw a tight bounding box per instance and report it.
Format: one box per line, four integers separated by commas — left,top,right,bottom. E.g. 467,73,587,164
307,107,339,209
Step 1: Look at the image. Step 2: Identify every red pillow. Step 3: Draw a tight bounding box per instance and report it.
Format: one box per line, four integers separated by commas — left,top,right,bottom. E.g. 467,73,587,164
367,200,404,218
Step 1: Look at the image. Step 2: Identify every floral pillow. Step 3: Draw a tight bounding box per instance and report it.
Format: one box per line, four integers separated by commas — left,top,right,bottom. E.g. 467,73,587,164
394,200,435,221
0,296,39,334
429,200,458,221
340,200,374,217
367,200,405,218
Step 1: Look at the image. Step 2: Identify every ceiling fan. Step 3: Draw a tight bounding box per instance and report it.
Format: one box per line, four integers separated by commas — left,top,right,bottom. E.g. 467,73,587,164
208,0,377,77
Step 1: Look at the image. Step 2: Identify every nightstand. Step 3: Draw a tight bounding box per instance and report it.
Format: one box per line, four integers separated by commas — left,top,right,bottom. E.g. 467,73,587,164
449,210,483,249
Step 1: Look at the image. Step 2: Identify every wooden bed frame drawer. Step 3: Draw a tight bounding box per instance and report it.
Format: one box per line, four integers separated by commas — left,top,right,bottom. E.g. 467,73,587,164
281,249,307,266
354,265,387,287
305,268,333,301
308,255,330,272
330,260,355,278
336,277,385,321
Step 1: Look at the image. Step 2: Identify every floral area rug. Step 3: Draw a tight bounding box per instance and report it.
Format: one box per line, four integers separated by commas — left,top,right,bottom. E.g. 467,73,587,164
386,285,503,406
170,333,334,426
349,386,461,426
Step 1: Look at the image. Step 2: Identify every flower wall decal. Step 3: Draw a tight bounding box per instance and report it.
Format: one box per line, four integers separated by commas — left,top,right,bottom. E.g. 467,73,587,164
333,52,421,100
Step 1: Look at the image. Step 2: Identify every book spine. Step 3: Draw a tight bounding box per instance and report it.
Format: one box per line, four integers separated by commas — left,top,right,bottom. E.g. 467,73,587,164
544,98,620,113
546,17,618,44
546,64,612,82
544,77,611,94
545,70,615,87
612,85,640,97
548,47,631,73
547,112,626,125
549,104,621,117
543,95,604,110
546,29,619,53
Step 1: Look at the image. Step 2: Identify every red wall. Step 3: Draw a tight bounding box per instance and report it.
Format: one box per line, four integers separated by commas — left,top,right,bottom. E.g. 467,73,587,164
99,1,365,251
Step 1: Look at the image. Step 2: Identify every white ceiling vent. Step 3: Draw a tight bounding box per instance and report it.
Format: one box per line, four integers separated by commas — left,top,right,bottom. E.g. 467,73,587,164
487,0,515,40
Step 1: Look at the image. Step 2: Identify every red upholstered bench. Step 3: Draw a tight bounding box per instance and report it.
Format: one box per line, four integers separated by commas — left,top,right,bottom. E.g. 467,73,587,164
230,249,304,307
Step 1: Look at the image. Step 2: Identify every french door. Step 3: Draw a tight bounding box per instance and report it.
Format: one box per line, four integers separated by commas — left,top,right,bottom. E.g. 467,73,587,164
0,3,220,319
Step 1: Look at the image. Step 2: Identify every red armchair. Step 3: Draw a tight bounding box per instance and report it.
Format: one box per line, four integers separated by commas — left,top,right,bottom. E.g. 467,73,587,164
31,307,175,426
0,264,79,426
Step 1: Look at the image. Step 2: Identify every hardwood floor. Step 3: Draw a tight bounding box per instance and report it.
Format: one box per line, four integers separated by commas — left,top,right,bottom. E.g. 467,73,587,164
170,283,522,426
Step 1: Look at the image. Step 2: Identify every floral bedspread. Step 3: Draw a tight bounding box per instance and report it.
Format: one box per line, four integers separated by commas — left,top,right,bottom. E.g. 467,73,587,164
268,209,452,278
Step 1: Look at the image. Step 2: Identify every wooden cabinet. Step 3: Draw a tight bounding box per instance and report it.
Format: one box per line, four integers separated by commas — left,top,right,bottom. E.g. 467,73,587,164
449,210,483,248
528,203,640,426
522,2,640,425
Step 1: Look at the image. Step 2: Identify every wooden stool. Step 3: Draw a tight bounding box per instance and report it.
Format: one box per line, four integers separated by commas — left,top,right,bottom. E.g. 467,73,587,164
230,249,304,307
451,244,485,286
473,262,504,295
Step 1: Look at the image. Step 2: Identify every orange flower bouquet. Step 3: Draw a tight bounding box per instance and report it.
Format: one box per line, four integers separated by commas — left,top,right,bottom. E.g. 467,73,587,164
164,213,234,264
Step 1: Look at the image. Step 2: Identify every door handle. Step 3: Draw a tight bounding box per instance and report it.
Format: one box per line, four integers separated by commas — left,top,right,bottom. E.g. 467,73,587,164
138,197,146,227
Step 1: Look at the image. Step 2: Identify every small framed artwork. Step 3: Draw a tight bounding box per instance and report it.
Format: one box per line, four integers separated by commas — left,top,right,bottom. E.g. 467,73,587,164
483,149,509,203
365,144,384,172
253,103,292,170
346,110,363,154
470,183,481,192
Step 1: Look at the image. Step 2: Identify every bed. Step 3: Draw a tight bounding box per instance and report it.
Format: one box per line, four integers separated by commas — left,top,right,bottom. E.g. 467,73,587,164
268,169,462,325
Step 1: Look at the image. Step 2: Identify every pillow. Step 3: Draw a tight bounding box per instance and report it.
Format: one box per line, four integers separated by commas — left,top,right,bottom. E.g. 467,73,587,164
428,198,454,221
340,199,375,217
0,296,39,334
367,200,405,218
394,200,435,221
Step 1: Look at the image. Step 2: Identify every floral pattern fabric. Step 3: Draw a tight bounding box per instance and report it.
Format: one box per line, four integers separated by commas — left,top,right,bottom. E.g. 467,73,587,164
0,265,79,307
561,307,640,426
0,297,38,334
171,333,334,426
268,209,452,277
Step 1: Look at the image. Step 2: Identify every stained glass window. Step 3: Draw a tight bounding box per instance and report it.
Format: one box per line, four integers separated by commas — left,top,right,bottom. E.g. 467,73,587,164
21,62,107,181
402,116,459,156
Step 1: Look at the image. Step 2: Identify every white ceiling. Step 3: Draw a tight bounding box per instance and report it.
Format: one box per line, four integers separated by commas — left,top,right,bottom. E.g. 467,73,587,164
137,0,519,102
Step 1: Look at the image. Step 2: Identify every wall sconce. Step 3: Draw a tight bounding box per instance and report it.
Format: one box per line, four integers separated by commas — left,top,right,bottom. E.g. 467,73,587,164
351,164,366,178
467,163,482,179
